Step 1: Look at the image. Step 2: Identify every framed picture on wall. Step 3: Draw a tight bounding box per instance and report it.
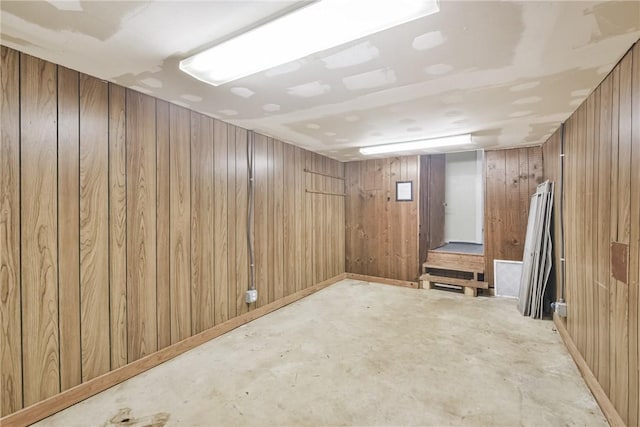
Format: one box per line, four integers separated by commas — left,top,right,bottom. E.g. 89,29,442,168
396,181,413,201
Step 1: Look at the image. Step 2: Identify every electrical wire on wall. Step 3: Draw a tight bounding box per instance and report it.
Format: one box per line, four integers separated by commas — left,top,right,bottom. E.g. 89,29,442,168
247,130,256,295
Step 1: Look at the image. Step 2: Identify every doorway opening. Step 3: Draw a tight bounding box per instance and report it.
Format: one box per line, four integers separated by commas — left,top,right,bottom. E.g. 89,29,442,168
419,150,484,260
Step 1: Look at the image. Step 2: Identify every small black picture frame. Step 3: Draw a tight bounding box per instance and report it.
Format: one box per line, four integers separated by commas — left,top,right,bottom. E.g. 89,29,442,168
396,180,413,201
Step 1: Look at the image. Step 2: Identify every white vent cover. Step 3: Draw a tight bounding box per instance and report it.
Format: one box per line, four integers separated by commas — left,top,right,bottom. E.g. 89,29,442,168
494,260,523,298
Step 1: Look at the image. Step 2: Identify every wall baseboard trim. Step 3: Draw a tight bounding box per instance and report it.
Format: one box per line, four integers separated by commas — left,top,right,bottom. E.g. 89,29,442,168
553,315,625,427
1,273,347,427
346,273,419,289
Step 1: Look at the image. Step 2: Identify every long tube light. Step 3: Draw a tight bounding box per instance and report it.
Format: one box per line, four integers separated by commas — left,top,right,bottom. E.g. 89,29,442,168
180,0,440,86
359,134,472,155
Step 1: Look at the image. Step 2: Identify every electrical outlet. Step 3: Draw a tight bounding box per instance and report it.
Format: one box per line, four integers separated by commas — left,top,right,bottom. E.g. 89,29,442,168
245,289,257,304
552,301,567,317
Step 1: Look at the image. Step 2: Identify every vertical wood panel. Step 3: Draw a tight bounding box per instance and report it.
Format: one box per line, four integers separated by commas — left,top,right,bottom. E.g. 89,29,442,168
345,162,359,273
79,74,110,380
405,156,419,280
191,112,214,333
294,147,304,292
267,139,276,302
484,150,506,286
109,85,128,367
273,139,284,300
427,155,446,251
591,88,601,381
227,126,237,318
254,133,269,307
389,157,402,280
504,149,521,260
169,104,191,343
313,154,324,282
628,41,640,427
584,95,596,372
283,144,295,296
57,66,81,391
609,66,623,419
614,52,632,424
576,104,586,358
20,53,60,406
0,45,22,416
126,90,157,361
304,150,314,287
234,127,249,314
517,148,530,235
213,120,229,324
155,100,170,351
337,163,346,273
597,76,612,394
564,116,575,339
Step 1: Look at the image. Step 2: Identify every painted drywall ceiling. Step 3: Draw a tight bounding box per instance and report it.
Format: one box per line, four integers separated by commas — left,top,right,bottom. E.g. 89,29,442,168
1,1,639,161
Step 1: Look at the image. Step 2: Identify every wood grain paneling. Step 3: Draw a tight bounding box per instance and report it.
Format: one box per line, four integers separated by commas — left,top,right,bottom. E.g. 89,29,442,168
484,147,543,285
345,156,420,282
273,140,284,300
0,45,22,417
191,112,214,333
126,90,157,361
543,42,640,426
20,53,60,406
227,125,237,319
283,143,295,296
213,120,229,325
79,74,110,381
629,41,640,427
169,104,191,344
109,85,128,368
57,66,81,391
254,133,269,308
294,147,305,292
304,152,314,288
427,154,446,251
0,45,345,420
234,127,249,316
155,100,170,351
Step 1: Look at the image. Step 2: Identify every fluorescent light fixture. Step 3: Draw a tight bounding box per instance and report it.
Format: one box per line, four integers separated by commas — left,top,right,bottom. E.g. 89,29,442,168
359,134,472,155
180,0,440,86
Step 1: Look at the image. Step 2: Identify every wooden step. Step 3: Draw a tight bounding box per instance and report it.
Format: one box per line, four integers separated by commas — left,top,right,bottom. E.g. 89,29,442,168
419,273,489,290
424,251,485,273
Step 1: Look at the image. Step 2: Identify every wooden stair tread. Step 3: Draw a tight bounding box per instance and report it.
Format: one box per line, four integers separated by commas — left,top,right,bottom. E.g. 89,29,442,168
423,262,484,274
424,250,485,274
419,273,489,289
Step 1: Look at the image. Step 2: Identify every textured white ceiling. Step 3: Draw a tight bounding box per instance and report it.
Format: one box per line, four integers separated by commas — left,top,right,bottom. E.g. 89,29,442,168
1,0,639,161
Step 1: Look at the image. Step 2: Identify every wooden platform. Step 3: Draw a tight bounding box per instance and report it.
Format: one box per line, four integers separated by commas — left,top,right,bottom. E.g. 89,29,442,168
421,250,486,297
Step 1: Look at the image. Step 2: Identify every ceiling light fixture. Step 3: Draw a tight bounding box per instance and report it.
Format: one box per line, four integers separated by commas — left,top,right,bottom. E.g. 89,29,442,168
359,134,472,155
180,0,440,86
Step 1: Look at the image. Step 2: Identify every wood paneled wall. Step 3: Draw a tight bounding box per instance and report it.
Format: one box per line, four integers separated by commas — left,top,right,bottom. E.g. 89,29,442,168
542,129,563,302
345,156,420,282
418,154,446,263
484,147,543,285
0,46,344,417
543,42,640,426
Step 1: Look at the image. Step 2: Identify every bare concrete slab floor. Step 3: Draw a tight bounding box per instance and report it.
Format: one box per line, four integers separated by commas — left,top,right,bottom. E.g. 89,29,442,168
35,280,606,427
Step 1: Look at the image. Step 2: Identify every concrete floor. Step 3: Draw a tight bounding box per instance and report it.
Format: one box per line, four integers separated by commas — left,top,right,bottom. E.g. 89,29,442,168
35,280,606,427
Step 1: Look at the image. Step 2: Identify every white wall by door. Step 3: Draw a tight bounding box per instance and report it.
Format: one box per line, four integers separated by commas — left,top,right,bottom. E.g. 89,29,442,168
444,150,484,243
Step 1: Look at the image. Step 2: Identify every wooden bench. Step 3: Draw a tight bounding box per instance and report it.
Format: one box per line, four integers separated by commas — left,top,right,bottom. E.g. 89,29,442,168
420,250,486,297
